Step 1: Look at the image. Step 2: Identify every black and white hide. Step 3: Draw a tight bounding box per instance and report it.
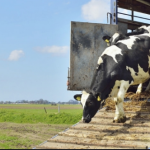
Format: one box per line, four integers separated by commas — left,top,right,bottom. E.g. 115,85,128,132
103,25,150,94
74,26,150,124
103,25,150,47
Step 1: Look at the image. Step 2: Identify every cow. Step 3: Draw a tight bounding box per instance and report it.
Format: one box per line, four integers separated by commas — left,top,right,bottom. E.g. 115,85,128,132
74,25,150,124
103,25,150,94
103,25,150,47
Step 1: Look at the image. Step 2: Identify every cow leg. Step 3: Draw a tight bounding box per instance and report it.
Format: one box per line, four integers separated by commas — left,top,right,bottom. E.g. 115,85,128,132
113,81,130,123
136,83,143,94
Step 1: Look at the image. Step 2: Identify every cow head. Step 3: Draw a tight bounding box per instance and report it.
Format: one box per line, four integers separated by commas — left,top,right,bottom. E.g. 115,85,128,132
74,91,105,123
103,35,111,46
103,33,126,46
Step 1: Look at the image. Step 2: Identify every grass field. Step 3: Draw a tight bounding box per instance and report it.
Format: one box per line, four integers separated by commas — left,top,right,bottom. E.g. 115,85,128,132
0,104,82,124
0,104,82,149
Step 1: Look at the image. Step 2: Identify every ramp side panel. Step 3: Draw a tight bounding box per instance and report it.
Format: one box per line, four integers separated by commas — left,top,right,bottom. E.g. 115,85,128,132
70,22,119,91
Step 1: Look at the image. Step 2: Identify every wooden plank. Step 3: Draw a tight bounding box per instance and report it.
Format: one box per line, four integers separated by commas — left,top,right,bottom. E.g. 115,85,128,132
60,129,150,142
99,109,150,114
36,142,128,149
70,123,150,134
86,118,118,124
103,133,150,143
97,110,150,115
95,112,136,118
95,112,150,120
48,136,147,149
71,123,128,131
87,121,150,128
91,116,150,123
59,129,112,139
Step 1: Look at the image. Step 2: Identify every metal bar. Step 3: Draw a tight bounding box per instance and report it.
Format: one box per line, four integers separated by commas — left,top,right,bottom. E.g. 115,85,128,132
72,122,79,127
134,15,150,21
136,0,150,7
111,0,117,24
51,134,59,140
116,0,118,24
118,12,132,17
132,8,134,21
33,140,48,149
50,122,79,140
70,127,150,134
107,13,112,24
131,0,134,24
118,18,150,26
118,12,150,21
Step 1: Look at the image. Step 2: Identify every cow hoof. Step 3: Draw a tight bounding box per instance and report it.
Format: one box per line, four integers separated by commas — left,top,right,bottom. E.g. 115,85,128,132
113,116,126,123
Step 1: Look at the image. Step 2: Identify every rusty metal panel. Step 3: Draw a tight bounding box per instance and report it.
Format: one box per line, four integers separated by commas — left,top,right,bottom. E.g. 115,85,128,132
69,22,126,91
118,22,128,34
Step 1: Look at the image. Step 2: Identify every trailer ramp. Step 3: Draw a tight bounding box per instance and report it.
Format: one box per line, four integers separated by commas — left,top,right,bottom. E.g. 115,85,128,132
36,108,150,149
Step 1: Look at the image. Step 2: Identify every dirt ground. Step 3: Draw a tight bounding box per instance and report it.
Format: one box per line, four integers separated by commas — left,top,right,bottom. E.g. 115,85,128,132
104,92,150,112
0,123,70,149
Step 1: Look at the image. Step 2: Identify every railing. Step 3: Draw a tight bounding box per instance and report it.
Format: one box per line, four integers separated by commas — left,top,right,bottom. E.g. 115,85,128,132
118,12,150,21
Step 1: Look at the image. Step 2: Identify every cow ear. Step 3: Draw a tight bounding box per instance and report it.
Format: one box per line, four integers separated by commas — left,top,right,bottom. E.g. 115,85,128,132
103,36,111,43
97,96,101,102
74,94,82,101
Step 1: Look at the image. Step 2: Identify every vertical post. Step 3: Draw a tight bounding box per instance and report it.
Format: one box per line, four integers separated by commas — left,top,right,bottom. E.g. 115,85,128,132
67,68,70,90
131,0,134,32
58,104,60,113
44,107,47,114
110,0,118,25
132,10,134,21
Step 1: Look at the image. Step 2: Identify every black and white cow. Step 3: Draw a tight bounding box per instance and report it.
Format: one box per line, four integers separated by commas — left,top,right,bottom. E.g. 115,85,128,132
103,25,150,94
103,25,150,47
74,25,150,123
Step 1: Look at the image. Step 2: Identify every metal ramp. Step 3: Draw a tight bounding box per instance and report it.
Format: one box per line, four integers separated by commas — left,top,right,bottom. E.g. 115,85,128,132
36,108,150,149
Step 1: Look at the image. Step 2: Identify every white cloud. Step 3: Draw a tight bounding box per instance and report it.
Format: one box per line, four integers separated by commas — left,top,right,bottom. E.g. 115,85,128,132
8,50,24,61
35,46,69,54
82,0,110,22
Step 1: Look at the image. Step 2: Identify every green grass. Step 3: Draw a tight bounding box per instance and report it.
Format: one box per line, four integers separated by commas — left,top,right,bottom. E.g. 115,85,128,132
0,135,18,149
0,134,31,149
0,123,70,149
0,104,82,124
0,110,82,124
0,104,82,149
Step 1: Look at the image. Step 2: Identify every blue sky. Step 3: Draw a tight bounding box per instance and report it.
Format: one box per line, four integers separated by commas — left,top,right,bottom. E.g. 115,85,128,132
0,0,110,102
0,0,149,102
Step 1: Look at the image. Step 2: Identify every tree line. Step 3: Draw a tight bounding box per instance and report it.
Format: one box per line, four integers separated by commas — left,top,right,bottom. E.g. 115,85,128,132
0,99,79,105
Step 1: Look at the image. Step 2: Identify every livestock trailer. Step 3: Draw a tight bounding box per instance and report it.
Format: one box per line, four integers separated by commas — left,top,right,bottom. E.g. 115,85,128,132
67,0,150,92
